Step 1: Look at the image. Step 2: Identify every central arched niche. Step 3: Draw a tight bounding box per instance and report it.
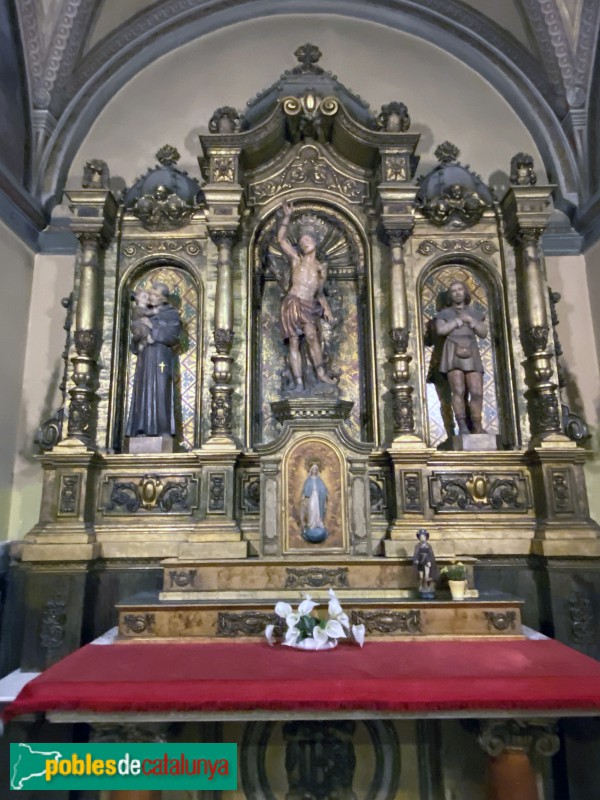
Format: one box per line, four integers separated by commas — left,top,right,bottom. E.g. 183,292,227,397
250,201,371,445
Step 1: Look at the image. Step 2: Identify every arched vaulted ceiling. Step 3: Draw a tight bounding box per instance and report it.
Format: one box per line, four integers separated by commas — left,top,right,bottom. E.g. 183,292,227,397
8,0,600,244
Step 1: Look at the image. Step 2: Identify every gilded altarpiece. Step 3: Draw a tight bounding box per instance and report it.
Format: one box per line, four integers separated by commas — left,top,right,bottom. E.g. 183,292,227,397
18,48,600,690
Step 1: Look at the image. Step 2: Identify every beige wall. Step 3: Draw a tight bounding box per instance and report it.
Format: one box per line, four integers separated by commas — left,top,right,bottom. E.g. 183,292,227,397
7,254,75,540
582,242,600,522
70,14,541,189
0,219,34,539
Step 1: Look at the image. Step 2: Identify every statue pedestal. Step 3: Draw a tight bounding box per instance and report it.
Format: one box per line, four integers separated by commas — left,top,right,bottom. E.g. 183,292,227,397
451,433,500,451
127,435,174,454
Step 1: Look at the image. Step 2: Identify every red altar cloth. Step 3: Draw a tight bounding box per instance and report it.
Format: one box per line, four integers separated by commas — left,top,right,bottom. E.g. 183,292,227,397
5,639,600,722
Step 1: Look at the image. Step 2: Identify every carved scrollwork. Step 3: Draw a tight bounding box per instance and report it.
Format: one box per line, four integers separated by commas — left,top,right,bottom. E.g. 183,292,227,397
551,470,573,513
108,482,140,513
403,473,422,512
168,569,197,589
39,597,67,650
122,614,155,635
208,474,225,512
210,387,233,436
121,241,202,258
67,396,94,435
250,144,366,205
529,391,562,434
569,592,594,646
217,612,279,637
58,475,80,515
285,567,349,590
391,389,415,434
430,472,528,513
483,611,517,632
105,475,193,514
351,609,422,635
478,720,559,758
417,239,498,256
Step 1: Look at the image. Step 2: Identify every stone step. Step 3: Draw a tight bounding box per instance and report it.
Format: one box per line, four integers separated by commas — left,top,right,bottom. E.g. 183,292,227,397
159,557,476,595
117,591,523,641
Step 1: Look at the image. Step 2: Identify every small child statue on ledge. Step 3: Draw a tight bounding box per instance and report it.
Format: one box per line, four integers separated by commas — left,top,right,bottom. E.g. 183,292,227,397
413,529,439,599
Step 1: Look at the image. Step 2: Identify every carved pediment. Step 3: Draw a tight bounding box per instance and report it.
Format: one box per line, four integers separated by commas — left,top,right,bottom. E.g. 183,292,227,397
248,142,369,206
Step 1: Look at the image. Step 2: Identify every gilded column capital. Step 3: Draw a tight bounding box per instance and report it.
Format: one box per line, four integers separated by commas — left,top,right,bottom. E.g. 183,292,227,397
65,188,118,247
478,719,560,758
377,185,418,240
500,183,554,246
209,230,238,248
381,228,413,247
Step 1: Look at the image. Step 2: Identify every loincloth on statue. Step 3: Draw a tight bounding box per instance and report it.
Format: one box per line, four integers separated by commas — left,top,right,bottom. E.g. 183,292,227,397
281,294,321,339
439,336,484,374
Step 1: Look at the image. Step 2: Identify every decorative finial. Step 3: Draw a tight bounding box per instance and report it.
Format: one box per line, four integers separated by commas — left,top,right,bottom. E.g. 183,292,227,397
434,142,460,164
208,106,242,134
376,102,411,132
294,43,322,70
82,159,110,188
156,145,180,167
510,152,537,186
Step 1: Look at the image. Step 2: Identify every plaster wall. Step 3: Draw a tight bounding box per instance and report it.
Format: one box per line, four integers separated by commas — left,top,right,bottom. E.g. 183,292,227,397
546,254,600,523
6,254,74,540
581,240,600,523
0,219,34,539
69,14,542,191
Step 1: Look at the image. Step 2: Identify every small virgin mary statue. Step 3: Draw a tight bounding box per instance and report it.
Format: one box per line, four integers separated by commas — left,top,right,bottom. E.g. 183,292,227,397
301,464,329,543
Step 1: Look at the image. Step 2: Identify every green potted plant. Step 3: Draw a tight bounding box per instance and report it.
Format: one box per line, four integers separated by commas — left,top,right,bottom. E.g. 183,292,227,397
440,561,468,600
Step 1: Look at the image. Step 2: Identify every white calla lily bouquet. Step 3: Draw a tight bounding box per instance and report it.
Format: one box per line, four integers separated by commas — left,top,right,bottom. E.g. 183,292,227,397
265,589,366,650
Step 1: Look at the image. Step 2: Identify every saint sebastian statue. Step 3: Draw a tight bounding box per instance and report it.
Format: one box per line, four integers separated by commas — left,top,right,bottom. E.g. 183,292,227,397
277,200,336,391
434,280,488,434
